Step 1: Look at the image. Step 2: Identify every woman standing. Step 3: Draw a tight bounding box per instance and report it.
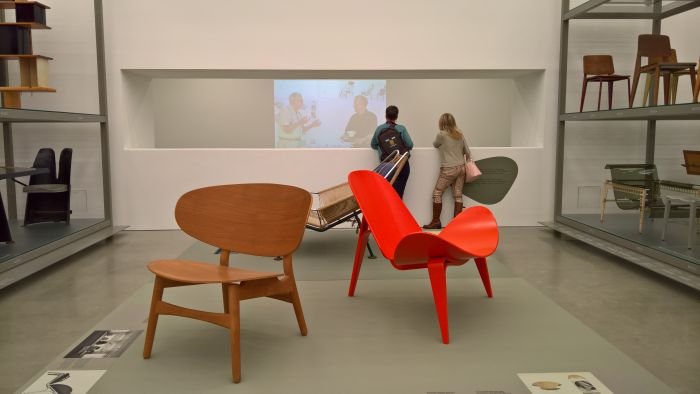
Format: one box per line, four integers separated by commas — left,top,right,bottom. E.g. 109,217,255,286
423,113,470,229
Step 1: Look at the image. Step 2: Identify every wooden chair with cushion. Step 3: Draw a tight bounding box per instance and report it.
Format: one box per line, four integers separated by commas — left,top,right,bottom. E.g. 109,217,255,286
630,35,697,107
579,55,631,112
642,50,697,106
143,183,312,383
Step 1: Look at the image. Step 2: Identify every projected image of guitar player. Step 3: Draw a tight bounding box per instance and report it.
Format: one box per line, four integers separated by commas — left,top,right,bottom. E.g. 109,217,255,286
274,80,386,148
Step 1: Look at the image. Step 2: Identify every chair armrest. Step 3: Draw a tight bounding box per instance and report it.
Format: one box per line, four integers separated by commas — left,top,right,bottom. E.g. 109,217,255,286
23,184,68,193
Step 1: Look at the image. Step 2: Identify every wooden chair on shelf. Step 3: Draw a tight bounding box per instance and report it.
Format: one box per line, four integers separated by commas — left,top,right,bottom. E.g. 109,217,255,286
630,35,697,107
683,150,700,176
143,184,312,383
579,55,631,112
642,50,698,106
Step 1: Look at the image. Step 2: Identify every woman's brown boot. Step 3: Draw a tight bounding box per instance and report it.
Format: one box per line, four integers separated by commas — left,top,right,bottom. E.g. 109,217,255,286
422,202,442,229
453,202,463,218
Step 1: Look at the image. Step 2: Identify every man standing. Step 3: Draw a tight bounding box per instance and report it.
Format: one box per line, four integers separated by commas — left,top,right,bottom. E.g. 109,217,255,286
371,105,413,198
343,95,378,148
277,92,321,148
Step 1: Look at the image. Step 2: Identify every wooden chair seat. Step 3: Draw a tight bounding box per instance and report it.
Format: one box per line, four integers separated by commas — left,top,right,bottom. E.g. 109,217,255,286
585,74,629,82
640,62,696,72
148,260,281,284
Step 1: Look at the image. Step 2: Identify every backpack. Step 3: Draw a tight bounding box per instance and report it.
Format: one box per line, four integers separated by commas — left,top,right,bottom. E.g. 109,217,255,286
377,124,409,160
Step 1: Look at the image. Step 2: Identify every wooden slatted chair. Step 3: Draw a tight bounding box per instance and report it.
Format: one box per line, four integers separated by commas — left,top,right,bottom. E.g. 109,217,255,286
143,184,312,383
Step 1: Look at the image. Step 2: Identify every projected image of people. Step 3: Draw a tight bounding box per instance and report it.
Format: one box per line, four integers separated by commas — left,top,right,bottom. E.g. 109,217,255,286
274,80,386,148
342,95,378,147
277,92,321,148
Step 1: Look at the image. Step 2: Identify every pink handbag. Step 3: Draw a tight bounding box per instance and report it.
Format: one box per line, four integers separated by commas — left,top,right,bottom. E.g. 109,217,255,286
465,158,481,183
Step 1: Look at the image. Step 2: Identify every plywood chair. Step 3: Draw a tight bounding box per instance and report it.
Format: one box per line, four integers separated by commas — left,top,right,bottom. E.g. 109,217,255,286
347,170,499,344
630,35,697,107
642,50,697,105
143,184,312,383
579,55,631,112
22,148,72,226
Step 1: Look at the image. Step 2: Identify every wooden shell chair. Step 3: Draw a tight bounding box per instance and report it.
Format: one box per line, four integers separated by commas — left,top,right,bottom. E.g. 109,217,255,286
143,184,312,383
579,55,631,112
347,170,499,344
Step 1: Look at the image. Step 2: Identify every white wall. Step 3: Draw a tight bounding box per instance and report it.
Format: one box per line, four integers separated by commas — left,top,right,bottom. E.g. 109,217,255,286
97,0,561,229
16,1,698,229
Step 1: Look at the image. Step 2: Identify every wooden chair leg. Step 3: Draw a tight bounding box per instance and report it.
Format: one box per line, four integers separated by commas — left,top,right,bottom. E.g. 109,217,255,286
607,81,613,110
626,78,631,108
222,284,229,313
348,218,370,296
670,74,678,105
427,259,449,344
143,276,165,359
227,284,242,383
283,255,308,336
630,66,641,108
690,67,697,103
579,78,588,112
643,75,651,106
474,257,493,298
663,73,671,105
597,80,603,111
651,68,661,106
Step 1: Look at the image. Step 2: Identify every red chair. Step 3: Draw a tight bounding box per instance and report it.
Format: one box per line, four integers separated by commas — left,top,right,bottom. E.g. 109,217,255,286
347,170,499,344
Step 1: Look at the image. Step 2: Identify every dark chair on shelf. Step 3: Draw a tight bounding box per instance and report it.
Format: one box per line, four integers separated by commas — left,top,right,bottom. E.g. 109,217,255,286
579,55,631,112
23,148,72,226
630,35,697,107
600,163,699,233
695,58,700,103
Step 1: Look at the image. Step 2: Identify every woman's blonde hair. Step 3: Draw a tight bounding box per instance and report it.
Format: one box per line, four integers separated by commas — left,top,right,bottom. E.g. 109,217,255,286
438,113,463,140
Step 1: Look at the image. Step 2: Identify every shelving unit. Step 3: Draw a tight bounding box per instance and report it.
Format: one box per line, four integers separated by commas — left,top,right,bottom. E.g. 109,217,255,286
0,0,119,289
553,0,700,279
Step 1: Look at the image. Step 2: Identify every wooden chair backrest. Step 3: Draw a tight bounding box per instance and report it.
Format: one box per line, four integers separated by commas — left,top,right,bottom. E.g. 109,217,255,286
583,55,614,75
683,150,700,175
175,184,312,257
637,34,672,59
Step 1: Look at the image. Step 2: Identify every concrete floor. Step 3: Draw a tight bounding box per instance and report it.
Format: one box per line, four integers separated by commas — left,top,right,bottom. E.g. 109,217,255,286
0,228,698,393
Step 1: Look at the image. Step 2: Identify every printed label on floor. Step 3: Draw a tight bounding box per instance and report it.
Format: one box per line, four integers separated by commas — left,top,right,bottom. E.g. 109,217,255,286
22,370,106,394
64,329,142,359
518,372,612,393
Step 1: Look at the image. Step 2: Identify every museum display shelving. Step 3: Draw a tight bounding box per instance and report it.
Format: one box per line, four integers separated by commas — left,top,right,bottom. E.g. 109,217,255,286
0,0,120,289
553,0,700,280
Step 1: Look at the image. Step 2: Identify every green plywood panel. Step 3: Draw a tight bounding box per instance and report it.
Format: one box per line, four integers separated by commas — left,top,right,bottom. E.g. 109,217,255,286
463,156,518,205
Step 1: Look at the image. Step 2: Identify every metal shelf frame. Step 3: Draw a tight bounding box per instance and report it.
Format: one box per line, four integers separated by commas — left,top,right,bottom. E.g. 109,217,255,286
564,0,700,20
554,0,700,274
0,0,117,289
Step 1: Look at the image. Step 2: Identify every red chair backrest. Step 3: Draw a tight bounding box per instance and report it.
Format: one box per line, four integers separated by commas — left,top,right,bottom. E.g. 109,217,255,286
348,170,421,259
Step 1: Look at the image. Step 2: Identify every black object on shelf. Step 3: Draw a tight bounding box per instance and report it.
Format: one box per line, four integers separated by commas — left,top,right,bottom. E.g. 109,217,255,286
23,148,73,226
0,25,32,55
16,3,47,25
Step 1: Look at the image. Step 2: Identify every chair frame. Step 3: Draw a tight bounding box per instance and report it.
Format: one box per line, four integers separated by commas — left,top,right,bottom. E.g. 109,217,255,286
630,35,697,107
579,55,631,112
143,184,311,383
347,171,498,344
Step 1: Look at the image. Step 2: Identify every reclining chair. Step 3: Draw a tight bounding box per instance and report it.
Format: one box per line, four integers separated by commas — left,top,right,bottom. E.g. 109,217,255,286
22,148,72,226
306,151,409,258
347,170,499,344
600,163,699,232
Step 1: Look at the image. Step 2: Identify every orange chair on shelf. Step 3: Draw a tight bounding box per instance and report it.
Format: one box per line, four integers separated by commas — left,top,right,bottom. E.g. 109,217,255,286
142,184,312,383
347,170,499,344
630,34,697,107
579,55,631,112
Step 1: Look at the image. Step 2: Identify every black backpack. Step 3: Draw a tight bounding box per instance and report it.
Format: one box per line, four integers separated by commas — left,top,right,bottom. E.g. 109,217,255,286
377,124,408,160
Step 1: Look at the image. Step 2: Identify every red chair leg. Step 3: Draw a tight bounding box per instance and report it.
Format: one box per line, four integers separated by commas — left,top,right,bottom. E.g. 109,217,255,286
579,78,588,112
427,259,449,344
608,81,613,110
597,80,603,111
348,218,370,296
474,257,493,298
